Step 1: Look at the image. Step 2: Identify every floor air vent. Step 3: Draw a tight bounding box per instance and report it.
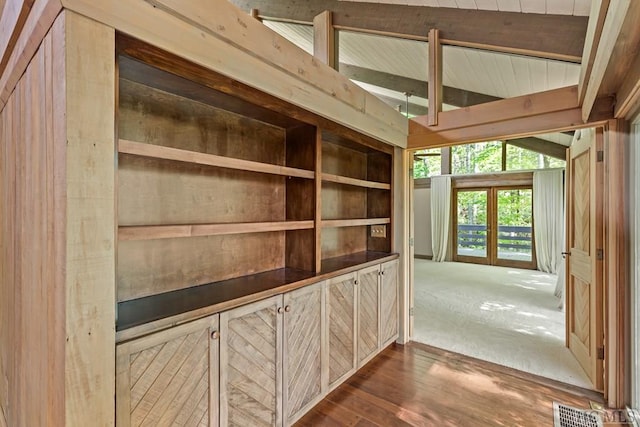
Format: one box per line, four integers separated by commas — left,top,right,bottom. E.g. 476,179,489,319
553,402,603,427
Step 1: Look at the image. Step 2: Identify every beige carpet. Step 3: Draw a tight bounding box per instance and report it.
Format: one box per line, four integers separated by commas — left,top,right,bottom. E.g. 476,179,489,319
412,259,593,389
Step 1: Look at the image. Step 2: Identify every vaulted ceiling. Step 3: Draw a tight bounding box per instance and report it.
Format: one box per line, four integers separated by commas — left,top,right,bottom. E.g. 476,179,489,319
229,0,586,156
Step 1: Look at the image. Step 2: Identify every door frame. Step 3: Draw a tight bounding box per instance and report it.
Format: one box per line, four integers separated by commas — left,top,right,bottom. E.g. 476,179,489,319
406,121,631,406
452,187,491,265
452,185,537,269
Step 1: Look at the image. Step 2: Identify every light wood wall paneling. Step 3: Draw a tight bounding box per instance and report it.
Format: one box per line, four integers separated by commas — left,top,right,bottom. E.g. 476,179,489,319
118,232,286,302
0,13,67,425
0,0,62,108
62,11,116,426
604,119,630,408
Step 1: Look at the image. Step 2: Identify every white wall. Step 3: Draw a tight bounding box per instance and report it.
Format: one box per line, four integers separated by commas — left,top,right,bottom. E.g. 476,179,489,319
414,187,433,257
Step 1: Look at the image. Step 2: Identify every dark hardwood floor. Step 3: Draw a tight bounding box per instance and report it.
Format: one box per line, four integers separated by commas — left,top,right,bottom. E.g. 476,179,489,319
296,342,605,427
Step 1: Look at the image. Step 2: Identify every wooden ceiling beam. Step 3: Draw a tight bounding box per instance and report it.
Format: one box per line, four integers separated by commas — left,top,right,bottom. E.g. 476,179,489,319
506,137,567,160
581,0,631,122
312,10,336,69
408,87,613,150
427,28,442,126
338,62,499,107
411,86,580,134
577,0,610,104
408,108,596,150
231,0,587,62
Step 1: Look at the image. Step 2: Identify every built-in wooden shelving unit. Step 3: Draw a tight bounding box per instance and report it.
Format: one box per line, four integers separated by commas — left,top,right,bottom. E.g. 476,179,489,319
321,173,391,190
119,139,315,179
115,38,395,332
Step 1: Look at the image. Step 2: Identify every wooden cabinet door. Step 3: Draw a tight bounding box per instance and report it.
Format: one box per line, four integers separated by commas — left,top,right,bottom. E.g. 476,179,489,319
116,315,219,427
380,259,399,347
282,282,324,426
220,295,283,427
326,272,357,390
357,265,380,367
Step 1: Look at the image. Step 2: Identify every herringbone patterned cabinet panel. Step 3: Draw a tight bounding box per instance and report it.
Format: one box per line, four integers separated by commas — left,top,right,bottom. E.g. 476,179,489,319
358,266,380,366
327,274,356,388
220,295,282,427
283,282,323,425
380,260,398,346
116,315,219,427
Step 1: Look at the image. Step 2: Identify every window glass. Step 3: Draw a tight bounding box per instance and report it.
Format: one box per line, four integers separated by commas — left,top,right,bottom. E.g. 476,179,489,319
413,149,441,179
506,145,566,170
452,142,502,175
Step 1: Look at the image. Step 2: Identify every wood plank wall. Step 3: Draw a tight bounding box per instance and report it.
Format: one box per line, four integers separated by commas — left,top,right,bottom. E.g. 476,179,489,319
0,10,116,426
0,13,65,427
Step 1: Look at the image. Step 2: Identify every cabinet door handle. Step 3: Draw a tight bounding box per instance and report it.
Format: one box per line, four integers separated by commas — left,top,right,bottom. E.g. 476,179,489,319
277,307,284,314
381,270,385,276
284,305,291,312
354,280,358,285
211,330,220,340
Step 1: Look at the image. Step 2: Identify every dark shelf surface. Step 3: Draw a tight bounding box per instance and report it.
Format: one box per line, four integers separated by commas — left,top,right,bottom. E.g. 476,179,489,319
117,268,315,331
117,251,397,333
320,251,394,274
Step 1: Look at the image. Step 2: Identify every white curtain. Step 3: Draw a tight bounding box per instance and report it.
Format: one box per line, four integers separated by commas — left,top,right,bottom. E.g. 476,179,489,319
533,169,564,274
431,176,452,262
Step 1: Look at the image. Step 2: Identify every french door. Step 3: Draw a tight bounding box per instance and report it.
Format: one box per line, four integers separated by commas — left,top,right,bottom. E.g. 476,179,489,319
453,186,536,269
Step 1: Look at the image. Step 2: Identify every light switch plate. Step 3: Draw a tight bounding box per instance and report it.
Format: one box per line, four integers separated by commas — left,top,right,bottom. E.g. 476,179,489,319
371,225,386,238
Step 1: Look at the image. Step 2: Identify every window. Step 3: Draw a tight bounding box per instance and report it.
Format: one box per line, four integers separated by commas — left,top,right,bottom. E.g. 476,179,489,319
506,145,565,171
413,149,441,178
452,141,502,175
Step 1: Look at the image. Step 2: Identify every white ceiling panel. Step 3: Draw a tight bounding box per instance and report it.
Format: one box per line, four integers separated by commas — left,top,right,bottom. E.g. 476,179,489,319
263,21,580,101
534,132,574,146
337,0,591,15
443,45,580,98
338,30,429,81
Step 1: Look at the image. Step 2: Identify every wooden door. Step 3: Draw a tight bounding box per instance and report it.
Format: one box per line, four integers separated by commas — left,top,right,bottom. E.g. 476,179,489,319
220,295,283,427
282,282,324,426
357,265,380,367
326,272,357,390
380,259,399,346
566,128,604,390
116,315,219,427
